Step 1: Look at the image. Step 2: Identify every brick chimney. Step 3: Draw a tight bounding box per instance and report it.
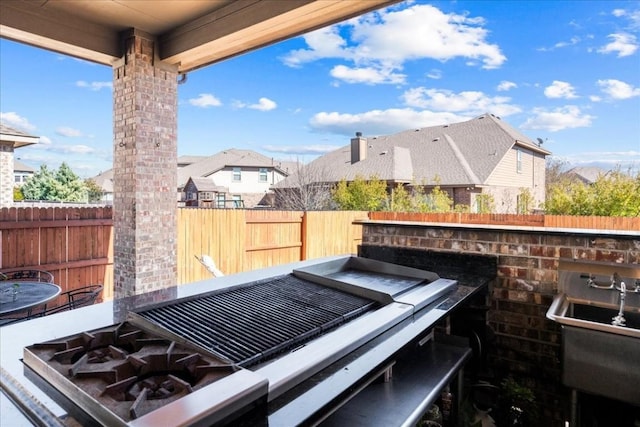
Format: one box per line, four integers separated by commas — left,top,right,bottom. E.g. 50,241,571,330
350,132,367,164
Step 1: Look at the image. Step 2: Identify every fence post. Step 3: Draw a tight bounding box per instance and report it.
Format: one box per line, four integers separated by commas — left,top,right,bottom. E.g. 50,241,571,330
300,211,308,261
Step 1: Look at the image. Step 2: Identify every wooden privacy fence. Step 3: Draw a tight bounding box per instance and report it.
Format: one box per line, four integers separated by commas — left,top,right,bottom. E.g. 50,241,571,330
178,209,368,284
368,212,640,230
2,207,637,302
0,206,114,303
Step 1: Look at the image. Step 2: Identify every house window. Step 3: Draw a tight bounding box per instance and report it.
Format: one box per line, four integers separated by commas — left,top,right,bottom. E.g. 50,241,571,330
259,168,268,182
216,193,226,208
15,175,21,183
200,192,213,200
516,149,522,174
233,167,241,182
232,195,242,208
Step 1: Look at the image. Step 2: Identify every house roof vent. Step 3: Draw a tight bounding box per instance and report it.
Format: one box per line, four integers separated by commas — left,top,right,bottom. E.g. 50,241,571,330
355,131,362,137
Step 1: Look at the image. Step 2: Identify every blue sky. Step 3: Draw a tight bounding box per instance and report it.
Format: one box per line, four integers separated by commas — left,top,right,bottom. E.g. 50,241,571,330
1,0,639,179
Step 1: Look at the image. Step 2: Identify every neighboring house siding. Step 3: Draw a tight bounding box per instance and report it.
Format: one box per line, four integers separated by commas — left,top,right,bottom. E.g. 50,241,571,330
213,167,284,195
483,146,545,212
532,152,546,209
486,147,535,187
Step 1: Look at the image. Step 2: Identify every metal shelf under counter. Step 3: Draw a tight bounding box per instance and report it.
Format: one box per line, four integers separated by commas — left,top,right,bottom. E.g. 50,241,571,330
320,337,471,427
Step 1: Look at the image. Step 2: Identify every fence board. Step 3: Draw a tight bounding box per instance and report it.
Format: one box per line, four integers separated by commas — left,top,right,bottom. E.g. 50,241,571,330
304,211,368,259
3,207,637,304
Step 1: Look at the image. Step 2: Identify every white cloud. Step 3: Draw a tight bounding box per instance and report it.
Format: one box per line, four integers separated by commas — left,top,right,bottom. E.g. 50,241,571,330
281,4,506,85
330,65,405,85
56,126,83,137
49,144,96,154
188,93,222,108
544,81,578,99
521,106,594,132
537,36,581,52
426,69,442,80
0,112,36,132
248,97,277,111
401,87,521,117
76,80,112,91
611,8,640,29
262,144,339,155
497,81,517,91
597,33,638,57
309,108,468,136
597,79,640,99
38,136,52,146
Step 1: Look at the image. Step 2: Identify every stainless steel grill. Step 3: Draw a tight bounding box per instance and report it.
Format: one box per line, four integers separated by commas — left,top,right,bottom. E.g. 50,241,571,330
132,275,377,367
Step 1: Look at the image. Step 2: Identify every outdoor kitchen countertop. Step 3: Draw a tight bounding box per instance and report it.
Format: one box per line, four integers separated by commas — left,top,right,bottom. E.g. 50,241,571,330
0,255,490,426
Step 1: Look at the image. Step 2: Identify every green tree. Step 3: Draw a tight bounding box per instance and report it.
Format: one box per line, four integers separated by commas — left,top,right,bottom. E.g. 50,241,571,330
84,179,104,203
545,167,640,216
517,188,534,214
331,175,388,211
389,184,412,211
475,193,495,213
13,186,24,201
20,163,88,202
411,176,454,212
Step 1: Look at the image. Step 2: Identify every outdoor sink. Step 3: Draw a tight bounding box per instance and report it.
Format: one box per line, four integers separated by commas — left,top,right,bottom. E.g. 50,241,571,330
570,301,640,330
547,292,640,406
547,293,640,339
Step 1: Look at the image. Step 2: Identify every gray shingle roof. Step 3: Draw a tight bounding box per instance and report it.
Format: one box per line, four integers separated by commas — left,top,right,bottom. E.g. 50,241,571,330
187,177,227,192
13,160,36,173
177,148,290,188
91,169,114,193
278,113,551,187
0,123,40,148
566,166,608,184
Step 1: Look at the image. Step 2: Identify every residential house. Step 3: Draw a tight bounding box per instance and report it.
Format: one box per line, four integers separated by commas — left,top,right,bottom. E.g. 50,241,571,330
182,177,235,208
13,159,36,186
0,123,39,207
565,166,608,185
91,155,207,204
90,169,114,204
178,149,296,208
276,113,551,213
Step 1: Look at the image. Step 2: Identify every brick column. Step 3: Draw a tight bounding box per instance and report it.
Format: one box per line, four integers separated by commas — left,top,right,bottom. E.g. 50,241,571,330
0,145,14,207
112,30,178,298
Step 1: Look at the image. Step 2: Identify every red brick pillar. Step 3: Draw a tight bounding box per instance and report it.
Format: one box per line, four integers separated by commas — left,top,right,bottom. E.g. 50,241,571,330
112,30,178,298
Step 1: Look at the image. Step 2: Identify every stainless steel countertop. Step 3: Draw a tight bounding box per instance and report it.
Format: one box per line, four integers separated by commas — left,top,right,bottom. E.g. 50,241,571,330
0,256,349,426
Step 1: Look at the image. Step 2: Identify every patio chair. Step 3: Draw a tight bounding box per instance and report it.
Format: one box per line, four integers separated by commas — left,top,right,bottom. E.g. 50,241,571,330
195,255,224,277
39,284,103,316
0,269,54,283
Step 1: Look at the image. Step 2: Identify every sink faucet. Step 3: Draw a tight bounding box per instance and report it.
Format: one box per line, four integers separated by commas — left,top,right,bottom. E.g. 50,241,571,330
586,274,614,289
611,279,626,327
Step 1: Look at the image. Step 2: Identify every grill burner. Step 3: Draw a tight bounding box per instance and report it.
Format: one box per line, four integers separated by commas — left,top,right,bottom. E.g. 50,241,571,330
25,322,237,423
133,274,377,367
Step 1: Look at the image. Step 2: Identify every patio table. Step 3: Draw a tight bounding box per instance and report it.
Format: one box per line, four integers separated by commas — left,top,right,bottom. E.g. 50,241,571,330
0,281,61,316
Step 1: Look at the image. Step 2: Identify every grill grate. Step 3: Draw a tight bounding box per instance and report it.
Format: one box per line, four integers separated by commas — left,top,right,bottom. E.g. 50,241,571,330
135,275,377,366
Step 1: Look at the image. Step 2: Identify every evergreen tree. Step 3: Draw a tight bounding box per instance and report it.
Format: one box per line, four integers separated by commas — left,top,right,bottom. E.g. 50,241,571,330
20,163,88,202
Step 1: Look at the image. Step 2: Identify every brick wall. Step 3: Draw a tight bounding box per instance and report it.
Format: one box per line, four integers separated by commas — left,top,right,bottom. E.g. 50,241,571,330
112,30,178,297
361,221,640,426
0,145,14,207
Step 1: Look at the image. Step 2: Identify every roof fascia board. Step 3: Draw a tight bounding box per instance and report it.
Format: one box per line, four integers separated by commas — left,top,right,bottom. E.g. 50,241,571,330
160,0,400,72
0,2,120,66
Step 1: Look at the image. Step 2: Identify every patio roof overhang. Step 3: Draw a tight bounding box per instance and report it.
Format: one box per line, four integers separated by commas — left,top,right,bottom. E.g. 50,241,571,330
0,125,39,149
0,0,401,73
